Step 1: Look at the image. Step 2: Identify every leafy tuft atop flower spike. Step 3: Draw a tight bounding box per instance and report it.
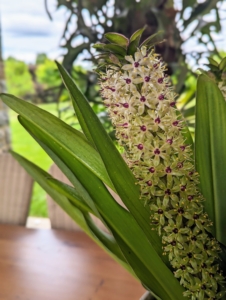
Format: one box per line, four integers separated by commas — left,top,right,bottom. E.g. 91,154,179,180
93,26,164,73
95,30,225,299
198,56,226,101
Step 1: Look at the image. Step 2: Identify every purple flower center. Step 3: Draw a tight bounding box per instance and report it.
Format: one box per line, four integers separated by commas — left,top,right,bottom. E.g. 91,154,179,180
193,214,199,220
165,189,171,195
134,62,139,68
180,145,186,151
154,148,160,155
158,209,163,214
171,241,176,246
177,162,183,168
140,96,146,102
188,195,194,201
158,94,164,100
153,63,158,69
178,208,184,214
180,265,186,270
137,144,143,150
111,88,116,92
170,102,176,107
180,185,186,191
121,133,128,139
140,125,147,131
166,138,173,145
173,228,178,234
149,167,155,173
122,123,128,128
144,76,150,82
123,103,129,108
125,78,131,84
155,117,161,124
158,78,163,84
173,121,179,126
146,180,152,186
201,285,206,290
165,166,172,173
189,171,194,176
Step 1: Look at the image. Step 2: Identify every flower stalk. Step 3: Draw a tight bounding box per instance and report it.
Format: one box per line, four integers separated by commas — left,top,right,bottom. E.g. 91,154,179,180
99,45,225,299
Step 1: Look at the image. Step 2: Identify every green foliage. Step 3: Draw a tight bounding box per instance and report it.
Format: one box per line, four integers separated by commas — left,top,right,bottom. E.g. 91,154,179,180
195,74,226,247
36,57,61,88
5,57,34,97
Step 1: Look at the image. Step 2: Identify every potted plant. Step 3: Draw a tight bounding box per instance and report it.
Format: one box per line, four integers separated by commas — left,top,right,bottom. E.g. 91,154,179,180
2,28,226,299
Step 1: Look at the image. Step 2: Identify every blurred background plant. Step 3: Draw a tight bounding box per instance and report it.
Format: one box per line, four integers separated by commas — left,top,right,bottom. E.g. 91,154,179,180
44,0,225,130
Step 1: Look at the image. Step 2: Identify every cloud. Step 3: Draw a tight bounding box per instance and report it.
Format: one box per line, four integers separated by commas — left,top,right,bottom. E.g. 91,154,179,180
1,0,66,62
3,14,53,37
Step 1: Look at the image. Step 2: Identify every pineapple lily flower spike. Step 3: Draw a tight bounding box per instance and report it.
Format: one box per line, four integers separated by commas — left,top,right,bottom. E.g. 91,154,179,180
94,28,226,299
2,27,226,300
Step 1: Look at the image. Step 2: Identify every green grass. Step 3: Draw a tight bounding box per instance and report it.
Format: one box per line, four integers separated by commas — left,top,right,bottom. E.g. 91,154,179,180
10,102,59,217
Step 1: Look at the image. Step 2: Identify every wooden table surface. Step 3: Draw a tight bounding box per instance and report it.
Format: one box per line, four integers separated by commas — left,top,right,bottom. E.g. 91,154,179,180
0,224,145,300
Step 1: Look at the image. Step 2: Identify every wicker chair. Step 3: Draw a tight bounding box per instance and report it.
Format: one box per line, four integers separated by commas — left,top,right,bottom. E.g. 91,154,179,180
0,153,33,225
47,164,80,231
47,164,124,231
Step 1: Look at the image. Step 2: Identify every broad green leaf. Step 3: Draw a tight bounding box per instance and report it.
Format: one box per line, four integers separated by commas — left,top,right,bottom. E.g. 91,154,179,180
93,43,107,51
127,39,140,56
208,57,219,67
130,26,146,42
56,62,167,263
219,57,226,71
128,27,146,55
104,32,129,49
11,150,132,274
140,31,163,47
195,74,226,246
93,43,126,57
104,44,127,56
1,93,115,192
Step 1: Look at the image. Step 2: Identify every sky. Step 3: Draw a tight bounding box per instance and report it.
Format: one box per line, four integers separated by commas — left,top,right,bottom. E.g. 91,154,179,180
1,0,66,62
1,0,226,66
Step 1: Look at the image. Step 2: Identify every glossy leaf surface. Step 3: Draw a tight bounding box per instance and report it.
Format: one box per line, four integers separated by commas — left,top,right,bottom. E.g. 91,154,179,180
195,74,226,246
1,93,115,192
104,32,129,49
56,62,167,262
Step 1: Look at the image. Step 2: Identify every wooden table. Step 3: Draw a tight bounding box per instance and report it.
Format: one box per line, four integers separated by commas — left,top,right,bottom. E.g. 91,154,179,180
0,225,145,300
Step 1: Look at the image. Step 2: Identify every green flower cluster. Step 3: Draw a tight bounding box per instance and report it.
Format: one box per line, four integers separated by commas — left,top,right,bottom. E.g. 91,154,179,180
99,46,225,299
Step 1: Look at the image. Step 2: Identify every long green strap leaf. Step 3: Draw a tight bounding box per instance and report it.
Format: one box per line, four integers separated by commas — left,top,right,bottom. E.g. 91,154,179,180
47,178,96,216
17,116,184,299
1,93,115,192
195,74,226,246
11,151,131,274
45,159,186,300
56,62,165,260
